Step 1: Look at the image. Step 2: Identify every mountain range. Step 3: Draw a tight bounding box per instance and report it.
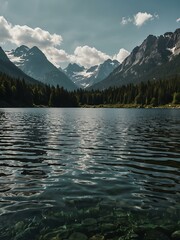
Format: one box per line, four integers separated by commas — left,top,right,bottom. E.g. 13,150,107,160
64,59,119,88
0,47,40,85
0,28,180,91
91,29,180,90
6,46,77,91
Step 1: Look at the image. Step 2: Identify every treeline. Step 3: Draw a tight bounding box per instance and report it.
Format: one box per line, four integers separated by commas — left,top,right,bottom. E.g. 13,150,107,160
0,72,180,107
0,73,78,107
76,76,180,106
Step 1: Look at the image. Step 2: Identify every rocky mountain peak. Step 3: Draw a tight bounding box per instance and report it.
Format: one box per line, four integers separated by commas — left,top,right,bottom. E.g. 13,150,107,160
65,63,85,73
91,28,180,90
14,45,29,57
29,46,46,58
7,45,77,90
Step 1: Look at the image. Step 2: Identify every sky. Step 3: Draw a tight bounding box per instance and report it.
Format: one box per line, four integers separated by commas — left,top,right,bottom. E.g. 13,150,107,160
0,0,180,68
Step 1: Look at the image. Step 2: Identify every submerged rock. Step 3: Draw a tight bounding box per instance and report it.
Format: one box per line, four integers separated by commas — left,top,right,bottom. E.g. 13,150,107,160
82,218,97,226
68,232,88,240
89,234,105,240
101,223,117,232
171,230,180,239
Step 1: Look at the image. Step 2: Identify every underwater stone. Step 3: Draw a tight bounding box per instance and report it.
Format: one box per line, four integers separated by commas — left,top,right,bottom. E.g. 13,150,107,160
171,230,180,239
101,223,117,232
89,234,105,240
82,218,97,226
14,221,26,233
68,232,88,240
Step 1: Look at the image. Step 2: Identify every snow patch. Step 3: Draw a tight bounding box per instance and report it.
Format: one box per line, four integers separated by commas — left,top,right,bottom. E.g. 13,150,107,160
167,47,176,55
6,51,24,65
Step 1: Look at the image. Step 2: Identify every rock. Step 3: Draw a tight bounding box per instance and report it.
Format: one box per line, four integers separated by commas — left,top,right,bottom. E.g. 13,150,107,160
118,233,139,240
101,223,117,232
172,230,180,239
144,229,170,240
82,218,97,226
51,236,62,240
14,221,26,233
88,206,100,216
68,232,88,240
89,234,105,240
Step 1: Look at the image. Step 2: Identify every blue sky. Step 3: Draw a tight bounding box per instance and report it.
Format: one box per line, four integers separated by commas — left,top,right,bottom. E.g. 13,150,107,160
0,0,180,68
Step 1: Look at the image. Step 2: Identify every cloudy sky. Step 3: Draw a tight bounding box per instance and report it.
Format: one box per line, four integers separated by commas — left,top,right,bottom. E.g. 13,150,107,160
0,0,180,68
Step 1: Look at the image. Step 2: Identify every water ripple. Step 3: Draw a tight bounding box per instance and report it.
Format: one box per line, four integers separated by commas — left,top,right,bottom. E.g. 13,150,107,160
0,108,180,216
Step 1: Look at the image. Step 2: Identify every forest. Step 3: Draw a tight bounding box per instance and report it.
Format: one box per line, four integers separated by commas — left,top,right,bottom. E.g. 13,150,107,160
0,73,180,107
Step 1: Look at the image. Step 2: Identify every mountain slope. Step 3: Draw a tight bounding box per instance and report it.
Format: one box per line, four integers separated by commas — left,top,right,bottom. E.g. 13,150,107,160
0,47,40,85
64,59,119,88
91,28,180,90
7,46,77,91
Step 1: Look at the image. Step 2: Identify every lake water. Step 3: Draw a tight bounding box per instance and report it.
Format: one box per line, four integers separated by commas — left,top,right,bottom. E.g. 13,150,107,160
0,108,180,239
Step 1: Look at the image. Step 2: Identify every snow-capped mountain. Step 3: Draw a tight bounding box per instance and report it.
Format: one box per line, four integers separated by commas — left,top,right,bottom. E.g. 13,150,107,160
7,46,77,91
64,59,120,88
92,28,180,90
0,46,40,84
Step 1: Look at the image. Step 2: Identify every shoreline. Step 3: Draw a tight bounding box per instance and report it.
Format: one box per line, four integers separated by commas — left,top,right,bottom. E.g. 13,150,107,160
80,104,180,109
0,101,180,109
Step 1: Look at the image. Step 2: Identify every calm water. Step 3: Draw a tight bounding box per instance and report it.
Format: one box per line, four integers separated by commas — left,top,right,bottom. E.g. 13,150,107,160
0,108,180,233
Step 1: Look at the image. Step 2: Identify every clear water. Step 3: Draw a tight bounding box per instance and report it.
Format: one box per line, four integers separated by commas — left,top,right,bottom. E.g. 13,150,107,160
0,108,180,238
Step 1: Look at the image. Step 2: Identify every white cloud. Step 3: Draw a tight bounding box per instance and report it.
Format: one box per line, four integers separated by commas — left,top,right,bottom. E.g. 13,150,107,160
69,45,111,68
45,45,130,68
177,18,180,23
121,12,159,27
0,16,64,65
44,47,69,67
134,12,154,27
0,16,62,48
113,48,130,63
0,16,129,68
11,25,62,48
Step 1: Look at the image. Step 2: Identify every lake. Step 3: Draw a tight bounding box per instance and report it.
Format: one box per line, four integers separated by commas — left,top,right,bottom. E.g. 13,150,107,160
0,108,180,239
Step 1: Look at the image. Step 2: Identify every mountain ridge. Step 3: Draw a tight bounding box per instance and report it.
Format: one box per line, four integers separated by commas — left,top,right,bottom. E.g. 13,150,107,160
64,59,119,88
7,46,77,91
90,28,180,90
0,47,41,85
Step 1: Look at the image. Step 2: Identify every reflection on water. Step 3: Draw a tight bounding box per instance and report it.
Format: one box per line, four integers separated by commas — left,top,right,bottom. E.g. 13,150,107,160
0,108,180,228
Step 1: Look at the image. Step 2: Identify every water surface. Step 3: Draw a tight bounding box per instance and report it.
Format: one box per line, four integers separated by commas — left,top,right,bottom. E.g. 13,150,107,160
0,108,180,237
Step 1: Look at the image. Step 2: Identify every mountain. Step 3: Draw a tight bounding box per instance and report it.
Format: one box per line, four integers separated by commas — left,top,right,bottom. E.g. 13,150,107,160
0,47,40,85
91,28,180,90
64,59,119,88
7,46,77,91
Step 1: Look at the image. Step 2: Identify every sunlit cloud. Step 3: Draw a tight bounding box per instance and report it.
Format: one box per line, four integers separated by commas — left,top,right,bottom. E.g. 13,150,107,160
0,16,63,48
0,16,129,67
121,12,159,27
134,12,154,27
113,48,130,63
69,45,111,68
